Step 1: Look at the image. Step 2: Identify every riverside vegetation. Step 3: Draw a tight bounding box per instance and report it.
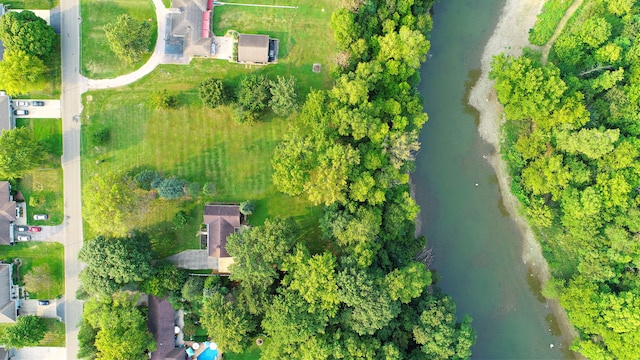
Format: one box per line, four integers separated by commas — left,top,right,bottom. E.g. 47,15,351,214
76,0,478,358
491,0,640,358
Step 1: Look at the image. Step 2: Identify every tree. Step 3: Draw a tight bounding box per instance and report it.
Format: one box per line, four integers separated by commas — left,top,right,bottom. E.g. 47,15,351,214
83,173,137,237
239,200,255,216
237,74,271,114
140,261,185,297
0,49,47,95
150,89,179,109
103,14,151,64
0,127,45,180
84,293,156,360
0,10,56,60
198,78,228,108
134,169,159,191
0,315,46,349
173,210,188,228
269,76,298,116
200,292,255,353
78,234,154,295
23,264,54,297
385,262,431,304
155,177,186,199
227,217,299,287
181,276,205,303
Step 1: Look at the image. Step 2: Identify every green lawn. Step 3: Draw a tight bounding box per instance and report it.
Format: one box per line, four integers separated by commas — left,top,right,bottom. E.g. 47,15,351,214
80,0,157,79
16,119,64,226
40,318,65,347
529,0,574,45
0,242,64,299
226,337,268,360
2,0,58,9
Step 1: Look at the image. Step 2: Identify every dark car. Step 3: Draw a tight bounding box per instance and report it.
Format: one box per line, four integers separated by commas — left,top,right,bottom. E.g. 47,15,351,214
15,225,28,232
32,101,45,106
13,109,28,116
37,300,50,306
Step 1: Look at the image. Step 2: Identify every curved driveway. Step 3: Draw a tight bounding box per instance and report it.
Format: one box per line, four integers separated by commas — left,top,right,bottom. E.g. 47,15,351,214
59,0,167,358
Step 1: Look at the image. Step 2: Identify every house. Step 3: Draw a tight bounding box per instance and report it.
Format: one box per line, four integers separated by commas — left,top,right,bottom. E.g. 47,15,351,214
165,0,214,58
148,296,186,360
0,182,16,246
0,264,17,323
237,34,279,64
202,204,241,273
0,93,14,133
0,4,7,61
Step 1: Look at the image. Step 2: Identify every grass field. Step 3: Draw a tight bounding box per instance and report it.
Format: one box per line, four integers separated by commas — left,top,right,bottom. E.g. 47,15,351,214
0,242,64,299
16,119,64,226
529,0,574,45
40,318,66,347
226,337,267,359
2,0,58,9
80,0,156,79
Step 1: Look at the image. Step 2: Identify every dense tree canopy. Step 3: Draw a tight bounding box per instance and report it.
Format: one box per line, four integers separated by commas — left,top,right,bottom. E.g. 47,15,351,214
0,10,56,60
0,127,45,180
83,172,138,237
0,315,46,349
0,49,47,95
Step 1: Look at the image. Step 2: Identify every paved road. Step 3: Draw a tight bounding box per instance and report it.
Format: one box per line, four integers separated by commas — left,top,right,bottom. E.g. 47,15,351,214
59,0,85,358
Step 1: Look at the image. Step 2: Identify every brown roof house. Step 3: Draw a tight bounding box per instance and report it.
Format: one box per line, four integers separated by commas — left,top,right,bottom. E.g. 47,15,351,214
0,182,16,246
202,204,242,273
237,34,279,64
0,264,17,323
148,296,186,360
165,0,214,59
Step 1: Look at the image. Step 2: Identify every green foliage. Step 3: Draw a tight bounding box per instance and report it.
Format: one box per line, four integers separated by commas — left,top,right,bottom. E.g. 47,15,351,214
198,78,228,108
83,293,156,360
0,315,47,349
140,261,185,297
90,127,111,146
156,176,186,199
528,0,573,45
78,319,98,359
103,14,151,64
385,262,431,303
200,292,256,353
269,76,298,116
0,49,47,95
150,89,179,109
134,169,159,191
0,127,45,180
173,210,188,228
78,234,154,296
238,200,255,215
23,264,54,296
181,276,205,303
83,172,137,237
0,10,57,60
237,74,271,115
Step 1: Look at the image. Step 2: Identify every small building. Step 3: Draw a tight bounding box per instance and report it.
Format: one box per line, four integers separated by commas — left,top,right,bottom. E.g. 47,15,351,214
202,204,241,273
165,0,214,59
237,34,279,64
0,264,17,323
148,296,186,360
0,182,16,246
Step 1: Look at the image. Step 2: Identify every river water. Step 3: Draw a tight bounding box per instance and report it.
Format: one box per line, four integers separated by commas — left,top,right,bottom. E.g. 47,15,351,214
414,1,571,358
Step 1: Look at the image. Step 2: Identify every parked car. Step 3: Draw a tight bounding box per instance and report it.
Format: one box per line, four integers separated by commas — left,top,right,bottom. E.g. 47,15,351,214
33,214,48,220
15,101,30,107
31,101,45,106
16,235,30,241
37,300,50,306
28,226,41,232
15,225,28,232
13,109,28,116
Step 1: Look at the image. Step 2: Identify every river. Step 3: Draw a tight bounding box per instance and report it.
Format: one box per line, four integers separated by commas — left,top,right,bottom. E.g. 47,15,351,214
414,1,571,358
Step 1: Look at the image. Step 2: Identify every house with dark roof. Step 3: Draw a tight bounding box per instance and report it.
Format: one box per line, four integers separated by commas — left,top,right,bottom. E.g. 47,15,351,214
165,0,214,59
0,4,7,61
237,34,279,64
0,182,16,246
202,204,241,273
0,93,14,133
148,296,186,360
0,264,17,323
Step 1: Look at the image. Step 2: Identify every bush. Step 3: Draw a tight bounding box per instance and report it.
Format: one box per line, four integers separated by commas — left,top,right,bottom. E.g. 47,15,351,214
237,74,270,114
233,105,257,125
202,182,216,196
173,210,188,228
156,177,186,199
135,169,159,191
186,182,201,197
270,76,298,116
199,78,228,108
91,128,111,146
150,89,179,109
239,200,255,215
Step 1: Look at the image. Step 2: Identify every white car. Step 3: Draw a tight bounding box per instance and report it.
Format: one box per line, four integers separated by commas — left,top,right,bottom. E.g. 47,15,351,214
16,235,31,241
33,214,48,220
16,101,30,107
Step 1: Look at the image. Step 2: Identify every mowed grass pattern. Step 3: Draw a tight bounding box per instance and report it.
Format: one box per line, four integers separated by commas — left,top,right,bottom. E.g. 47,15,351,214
0,242,64,299
80,0,156,78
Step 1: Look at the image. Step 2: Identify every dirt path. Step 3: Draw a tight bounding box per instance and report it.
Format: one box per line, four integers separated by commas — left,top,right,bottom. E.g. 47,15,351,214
468,0,581,355
542,0,584,64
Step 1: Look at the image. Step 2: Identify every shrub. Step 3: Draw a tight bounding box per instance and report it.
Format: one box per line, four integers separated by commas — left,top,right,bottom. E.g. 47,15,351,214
173,210,188,228
91,128,111,146
199,78,228,108
186,182,201,197
239,200,255,215
135,169,159,191
150,89,179,109
156,177,186,199
270,76,298,116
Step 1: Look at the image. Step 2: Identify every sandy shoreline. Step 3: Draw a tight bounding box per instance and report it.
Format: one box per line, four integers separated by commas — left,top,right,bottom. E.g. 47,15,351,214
468,0,580,355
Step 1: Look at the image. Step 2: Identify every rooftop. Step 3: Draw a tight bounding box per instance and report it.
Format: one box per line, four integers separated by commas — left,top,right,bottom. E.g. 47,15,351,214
203,204,240,260
237,34,270,64
148,296,178,360
165,0,213,57
0,264,16,323
0,182,16,246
